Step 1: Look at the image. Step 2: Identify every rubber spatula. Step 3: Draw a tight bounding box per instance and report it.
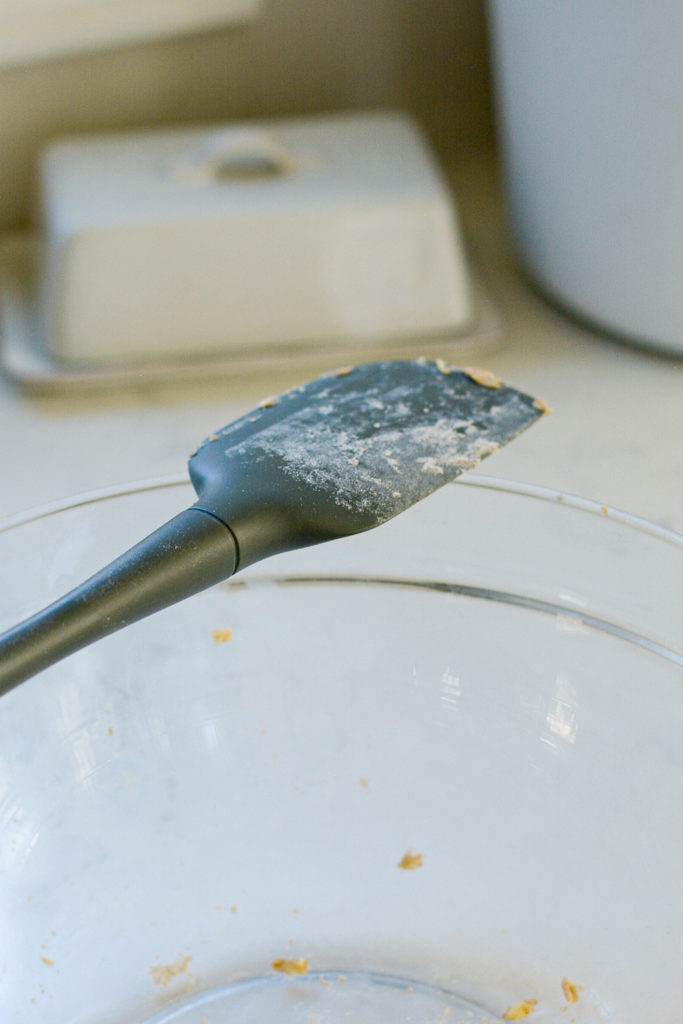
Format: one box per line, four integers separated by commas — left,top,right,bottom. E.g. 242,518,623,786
0,359,547,694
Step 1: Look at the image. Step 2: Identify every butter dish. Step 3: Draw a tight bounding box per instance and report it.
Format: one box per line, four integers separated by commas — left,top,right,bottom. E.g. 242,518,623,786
35,111,474,365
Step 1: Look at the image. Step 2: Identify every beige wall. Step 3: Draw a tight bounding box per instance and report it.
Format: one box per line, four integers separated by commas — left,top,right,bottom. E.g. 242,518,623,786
0,0,494,231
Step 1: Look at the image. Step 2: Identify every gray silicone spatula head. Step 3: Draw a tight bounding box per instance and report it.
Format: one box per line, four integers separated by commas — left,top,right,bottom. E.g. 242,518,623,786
0,359,548,693
189,359,548,571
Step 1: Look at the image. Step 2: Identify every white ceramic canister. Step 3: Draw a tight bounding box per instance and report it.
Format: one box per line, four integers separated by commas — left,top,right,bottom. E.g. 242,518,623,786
487,1,683,355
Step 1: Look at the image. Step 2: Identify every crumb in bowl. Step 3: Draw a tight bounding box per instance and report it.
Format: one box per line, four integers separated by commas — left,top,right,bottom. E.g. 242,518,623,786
212,629,233,645
561,977,580,1003
397,849,424,870
502,999,537,1020
149,953,194,987
272,958,309,976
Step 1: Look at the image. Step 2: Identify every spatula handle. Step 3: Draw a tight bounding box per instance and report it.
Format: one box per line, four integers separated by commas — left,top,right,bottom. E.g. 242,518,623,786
0,508,237,696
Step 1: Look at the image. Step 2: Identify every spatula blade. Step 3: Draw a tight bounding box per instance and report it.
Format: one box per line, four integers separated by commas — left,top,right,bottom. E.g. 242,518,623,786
189,359,548,567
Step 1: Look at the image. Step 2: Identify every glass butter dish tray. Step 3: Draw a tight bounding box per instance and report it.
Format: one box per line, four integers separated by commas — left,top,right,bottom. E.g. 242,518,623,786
0,232,502,393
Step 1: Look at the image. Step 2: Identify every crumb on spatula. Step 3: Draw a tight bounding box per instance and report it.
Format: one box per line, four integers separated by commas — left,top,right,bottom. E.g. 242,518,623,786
464,367,503,389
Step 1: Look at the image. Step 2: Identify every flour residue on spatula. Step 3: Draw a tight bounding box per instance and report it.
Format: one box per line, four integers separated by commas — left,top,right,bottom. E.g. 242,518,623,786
226,363,537,521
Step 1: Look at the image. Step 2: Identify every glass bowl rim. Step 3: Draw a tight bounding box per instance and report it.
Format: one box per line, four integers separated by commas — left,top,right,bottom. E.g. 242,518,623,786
1,472,681,549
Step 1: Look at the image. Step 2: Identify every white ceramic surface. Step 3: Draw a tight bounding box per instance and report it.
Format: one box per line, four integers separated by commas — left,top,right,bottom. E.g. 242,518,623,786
0,477,681,1023
488,1,683,354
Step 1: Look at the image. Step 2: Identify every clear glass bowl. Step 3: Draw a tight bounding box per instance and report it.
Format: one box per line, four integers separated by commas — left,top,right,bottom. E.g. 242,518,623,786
1,476,681,1024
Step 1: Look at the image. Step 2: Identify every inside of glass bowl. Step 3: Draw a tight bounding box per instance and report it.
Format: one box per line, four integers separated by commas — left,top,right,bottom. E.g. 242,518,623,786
0,478,680,1024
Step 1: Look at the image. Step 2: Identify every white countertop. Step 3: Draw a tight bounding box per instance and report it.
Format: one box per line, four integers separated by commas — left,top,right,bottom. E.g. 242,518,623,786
1,154,681,533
